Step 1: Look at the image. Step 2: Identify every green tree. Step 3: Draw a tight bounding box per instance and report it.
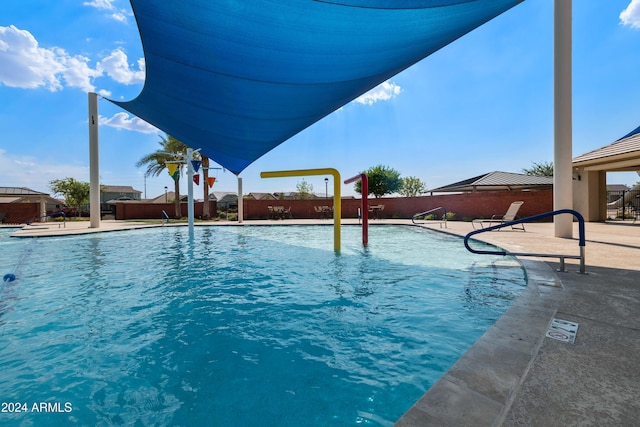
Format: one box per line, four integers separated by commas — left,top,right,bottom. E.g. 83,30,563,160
399,176,427,197
49,178,91,217
136,134,189,218
295,179,314,199
522,161,554,177
354,165,402,198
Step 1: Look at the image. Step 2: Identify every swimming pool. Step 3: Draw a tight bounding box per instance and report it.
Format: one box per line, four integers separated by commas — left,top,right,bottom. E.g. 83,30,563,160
0,225,526,426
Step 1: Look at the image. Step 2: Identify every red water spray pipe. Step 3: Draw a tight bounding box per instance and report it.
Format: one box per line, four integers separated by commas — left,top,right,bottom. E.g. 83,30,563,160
344,173,368,247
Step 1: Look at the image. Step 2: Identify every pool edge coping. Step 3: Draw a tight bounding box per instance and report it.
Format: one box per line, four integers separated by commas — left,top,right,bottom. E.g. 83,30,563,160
394,254,564,426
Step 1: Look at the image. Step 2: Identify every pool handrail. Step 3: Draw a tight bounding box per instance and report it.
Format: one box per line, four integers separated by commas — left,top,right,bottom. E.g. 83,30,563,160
161,210,170,225
412,207,447,228
25,211,66,228
464,209,586,273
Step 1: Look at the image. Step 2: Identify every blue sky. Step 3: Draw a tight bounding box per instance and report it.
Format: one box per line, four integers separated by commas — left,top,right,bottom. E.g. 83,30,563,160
1,0,639,200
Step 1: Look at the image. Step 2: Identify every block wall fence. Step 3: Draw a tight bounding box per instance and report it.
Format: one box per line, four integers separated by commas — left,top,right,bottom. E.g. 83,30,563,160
114,201,217,220
2,190,552,223
0,203,40,224
242,190,553,221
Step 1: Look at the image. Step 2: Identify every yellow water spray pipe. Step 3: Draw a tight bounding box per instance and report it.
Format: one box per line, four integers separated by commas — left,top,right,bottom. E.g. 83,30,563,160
260,168,341,251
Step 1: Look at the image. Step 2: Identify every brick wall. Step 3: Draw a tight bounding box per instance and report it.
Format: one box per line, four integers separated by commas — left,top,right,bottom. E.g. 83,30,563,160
242,190,553,220
109,190,551,221
115,201,217,220
0,203,41,224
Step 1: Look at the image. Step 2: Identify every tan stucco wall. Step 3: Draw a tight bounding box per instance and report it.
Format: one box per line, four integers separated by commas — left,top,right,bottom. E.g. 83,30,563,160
573,168,606,221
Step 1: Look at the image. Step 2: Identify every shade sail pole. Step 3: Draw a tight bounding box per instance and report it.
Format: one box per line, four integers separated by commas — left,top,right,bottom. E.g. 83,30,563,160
187,148,193,231
88,92,100,229
237,176,243,223
554,0,573,238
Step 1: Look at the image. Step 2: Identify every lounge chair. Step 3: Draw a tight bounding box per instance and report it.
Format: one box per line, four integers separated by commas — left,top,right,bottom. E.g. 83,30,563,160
283,206,292,219
472,201,525,230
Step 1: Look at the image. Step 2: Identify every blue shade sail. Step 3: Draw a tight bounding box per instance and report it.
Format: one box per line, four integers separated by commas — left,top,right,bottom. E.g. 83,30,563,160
619,125,640,141
112,0,522,174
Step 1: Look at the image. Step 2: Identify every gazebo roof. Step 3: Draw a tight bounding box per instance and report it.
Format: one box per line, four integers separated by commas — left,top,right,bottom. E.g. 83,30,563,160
0,187,49,197
573,127,640,172
428,171,553,193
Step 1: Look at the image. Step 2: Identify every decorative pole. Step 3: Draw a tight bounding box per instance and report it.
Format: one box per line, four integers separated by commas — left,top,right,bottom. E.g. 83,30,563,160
88,92,100,228
187,147,195,236
237,176,243,223
344,173,368,247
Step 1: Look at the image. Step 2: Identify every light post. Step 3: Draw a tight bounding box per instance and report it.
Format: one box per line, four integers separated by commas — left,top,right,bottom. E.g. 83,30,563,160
325,177,328,199
164,186,168,203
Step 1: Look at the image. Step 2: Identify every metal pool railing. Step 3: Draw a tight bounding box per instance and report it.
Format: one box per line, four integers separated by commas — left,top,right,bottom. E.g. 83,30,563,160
412,207,447,228
26,211,66,228
464,209,586,274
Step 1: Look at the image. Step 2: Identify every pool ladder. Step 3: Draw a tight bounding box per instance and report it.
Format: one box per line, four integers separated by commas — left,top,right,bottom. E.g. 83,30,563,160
412,206,447,228
464,209,586,274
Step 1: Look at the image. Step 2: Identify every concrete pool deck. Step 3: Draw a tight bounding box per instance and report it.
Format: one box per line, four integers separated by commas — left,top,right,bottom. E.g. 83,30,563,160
397,220,640,427
5,218,640,426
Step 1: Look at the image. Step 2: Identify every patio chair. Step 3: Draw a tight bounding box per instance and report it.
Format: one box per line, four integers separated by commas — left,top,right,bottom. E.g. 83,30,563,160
283,206,293,219
472,201,525,231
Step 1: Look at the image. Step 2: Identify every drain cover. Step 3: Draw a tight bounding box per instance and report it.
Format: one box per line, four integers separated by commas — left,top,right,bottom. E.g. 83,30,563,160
546,318,579,343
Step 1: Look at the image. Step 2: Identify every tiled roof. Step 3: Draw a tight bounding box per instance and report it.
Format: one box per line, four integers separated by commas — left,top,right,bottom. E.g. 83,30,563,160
429,171,553,193
573,131,640,165
0,187,49,196
103,185,142,194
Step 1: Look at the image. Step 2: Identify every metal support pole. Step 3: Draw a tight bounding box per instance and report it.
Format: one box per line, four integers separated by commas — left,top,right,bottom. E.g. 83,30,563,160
554,0,573,238
237,176,243,223
187,148,194,236
88,92,100,229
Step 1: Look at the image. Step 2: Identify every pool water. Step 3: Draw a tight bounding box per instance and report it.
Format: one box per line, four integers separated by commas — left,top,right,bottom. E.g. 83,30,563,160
0,225,526,426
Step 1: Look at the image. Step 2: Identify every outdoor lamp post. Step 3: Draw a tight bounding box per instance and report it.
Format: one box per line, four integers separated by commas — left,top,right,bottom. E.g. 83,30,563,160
164,186,168,203
325,177,328,199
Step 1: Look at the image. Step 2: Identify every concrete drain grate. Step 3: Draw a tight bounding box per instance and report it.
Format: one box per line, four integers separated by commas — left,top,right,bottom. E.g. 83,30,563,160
546,318,579,343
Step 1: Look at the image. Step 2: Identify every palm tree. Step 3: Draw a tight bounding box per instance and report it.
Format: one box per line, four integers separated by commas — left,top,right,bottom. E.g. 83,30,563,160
137,134,189,218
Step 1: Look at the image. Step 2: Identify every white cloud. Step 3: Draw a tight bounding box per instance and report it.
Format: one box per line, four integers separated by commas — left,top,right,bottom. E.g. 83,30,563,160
98,49,145,85
111,11,128,23
0,25,65,91
100,112,159,134
83,0,115,10
0,25,144,92
59,54,102,92
620,0,640,28
353,81,402,105
84,0,130,23
0,149,89,192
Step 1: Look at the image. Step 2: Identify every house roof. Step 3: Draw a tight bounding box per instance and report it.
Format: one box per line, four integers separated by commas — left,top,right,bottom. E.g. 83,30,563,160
607,184,630,192
246,192,277,200
428,171,553,193
209,192,237,200
103,185,142,194
109,0,521,175
0,187,49,196
573,129,640,172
